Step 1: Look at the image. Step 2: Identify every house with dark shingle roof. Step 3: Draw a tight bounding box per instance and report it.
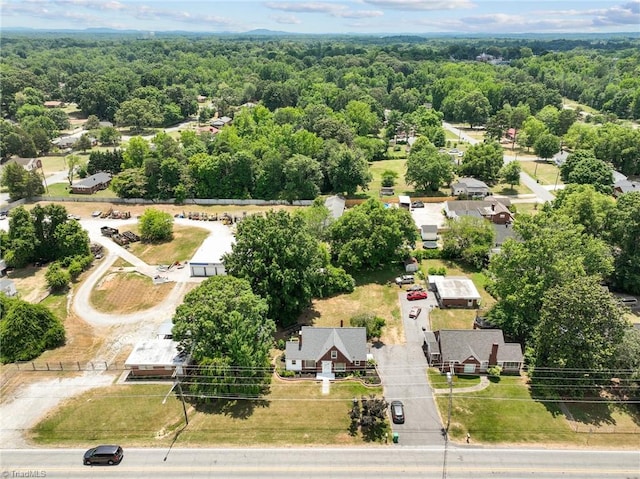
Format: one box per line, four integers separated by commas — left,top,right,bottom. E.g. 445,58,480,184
431,329,523,375
70,172,112,195
285,326,367,379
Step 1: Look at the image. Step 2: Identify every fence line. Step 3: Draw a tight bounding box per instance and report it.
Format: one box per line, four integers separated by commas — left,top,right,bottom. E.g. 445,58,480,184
29,196,314,207
11,360,122,372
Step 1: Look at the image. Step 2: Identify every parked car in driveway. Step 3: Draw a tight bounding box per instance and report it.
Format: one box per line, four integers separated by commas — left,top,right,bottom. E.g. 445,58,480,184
83,445,123,465
411,201,424,208
395,275,415,285
407,284,424,292
409,306,422,319
390,400,405,424
407,290,428,301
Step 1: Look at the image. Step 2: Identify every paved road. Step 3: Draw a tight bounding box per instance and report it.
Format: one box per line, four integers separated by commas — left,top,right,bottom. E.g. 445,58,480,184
1,447,637,478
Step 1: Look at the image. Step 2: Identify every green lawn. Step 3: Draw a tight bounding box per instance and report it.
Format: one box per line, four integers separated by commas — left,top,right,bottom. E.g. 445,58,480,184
490,182,533,196
367,158,411,198
31,380,386,446
520,160,562,186
126,224,210,264
433,376,640,447
428,368,481,389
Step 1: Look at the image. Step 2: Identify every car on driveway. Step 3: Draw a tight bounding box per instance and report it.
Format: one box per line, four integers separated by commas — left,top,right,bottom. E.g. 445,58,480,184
407,284,424,292
411,201,424,208
390,400,405,424
395,275,415,285
409,306,422,319
407,290,428,301
83,445,123,465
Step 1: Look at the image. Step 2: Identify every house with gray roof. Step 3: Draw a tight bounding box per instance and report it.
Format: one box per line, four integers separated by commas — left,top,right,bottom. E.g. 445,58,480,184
432,329,523,374
451,177,491,198
285,326,367,379
70,172,112,195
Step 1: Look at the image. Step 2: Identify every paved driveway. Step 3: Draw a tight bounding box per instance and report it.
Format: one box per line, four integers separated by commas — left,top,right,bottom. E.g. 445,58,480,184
371,284,444,445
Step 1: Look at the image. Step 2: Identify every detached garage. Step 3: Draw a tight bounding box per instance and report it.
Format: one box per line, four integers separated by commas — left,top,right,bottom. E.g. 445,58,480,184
189,223,235,277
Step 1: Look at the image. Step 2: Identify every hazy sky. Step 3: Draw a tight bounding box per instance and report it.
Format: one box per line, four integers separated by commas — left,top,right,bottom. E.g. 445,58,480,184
1,0,639,34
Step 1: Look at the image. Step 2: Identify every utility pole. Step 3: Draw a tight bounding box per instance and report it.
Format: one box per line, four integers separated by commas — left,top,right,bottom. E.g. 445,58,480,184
446,368,453,438
176,380,189,425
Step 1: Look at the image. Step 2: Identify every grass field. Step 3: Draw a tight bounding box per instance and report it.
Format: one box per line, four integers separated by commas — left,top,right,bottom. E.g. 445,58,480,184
31,380,386,446
434,375,640,447
520,160,562,186
126,224,210,264
428,368,481,390
299,265,405,345
90,271,175,314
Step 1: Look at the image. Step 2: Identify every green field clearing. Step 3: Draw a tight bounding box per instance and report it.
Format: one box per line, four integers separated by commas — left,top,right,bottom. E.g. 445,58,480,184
434,376,640,447
31,380,386,447
520,160,562,186
126,224,210,265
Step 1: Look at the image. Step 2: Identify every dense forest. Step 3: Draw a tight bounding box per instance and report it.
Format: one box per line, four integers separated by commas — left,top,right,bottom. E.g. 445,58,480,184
1,36,639,199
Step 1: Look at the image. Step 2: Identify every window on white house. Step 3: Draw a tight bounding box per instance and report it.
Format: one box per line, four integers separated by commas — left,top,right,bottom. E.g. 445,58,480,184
335,363,346,372
303,360,315,369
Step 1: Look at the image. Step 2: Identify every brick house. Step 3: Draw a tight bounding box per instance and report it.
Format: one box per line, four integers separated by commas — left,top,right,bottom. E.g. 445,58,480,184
285,327,367,379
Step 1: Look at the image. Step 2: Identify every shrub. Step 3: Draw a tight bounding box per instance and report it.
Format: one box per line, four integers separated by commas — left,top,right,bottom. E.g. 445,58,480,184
0,300,65,363
350,312,385,340
487,365,502,377
45,262,70,291
427,266,446,276
67,260,83,280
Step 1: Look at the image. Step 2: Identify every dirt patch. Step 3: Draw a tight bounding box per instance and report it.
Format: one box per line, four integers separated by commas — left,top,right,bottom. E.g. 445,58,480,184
6,266,49,303
90,271,175,314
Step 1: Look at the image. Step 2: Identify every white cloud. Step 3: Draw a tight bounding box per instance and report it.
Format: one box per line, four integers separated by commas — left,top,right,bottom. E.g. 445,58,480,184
265,1,382,18
270,14,302,24
362,0,474,10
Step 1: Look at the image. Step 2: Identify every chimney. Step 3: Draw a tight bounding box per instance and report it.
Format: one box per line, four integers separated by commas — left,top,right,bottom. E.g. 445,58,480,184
340,320,343,328
298,330,302,350
491,203,495,211
489,343,499,366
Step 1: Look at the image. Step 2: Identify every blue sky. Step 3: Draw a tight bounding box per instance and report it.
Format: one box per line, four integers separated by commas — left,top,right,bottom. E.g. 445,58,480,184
1,0,638,34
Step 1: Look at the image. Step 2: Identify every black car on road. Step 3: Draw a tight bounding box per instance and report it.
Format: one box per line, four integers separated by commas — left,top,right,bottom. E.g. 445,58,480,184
83,445,124,465
390,400,405,424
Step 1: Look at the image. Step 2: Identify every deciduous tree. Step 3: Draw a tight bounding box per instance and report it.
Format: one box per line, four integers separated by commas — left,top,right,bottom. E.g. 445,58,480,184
138,208,173,242
223,210,324,326
171,276,275,400
329,199,417,270
532,276,628,397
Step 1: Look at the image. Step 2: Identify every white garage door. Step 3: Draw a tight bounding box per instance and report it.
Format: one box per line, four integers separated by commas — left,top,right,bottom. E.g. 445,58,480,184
191,266,206,277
